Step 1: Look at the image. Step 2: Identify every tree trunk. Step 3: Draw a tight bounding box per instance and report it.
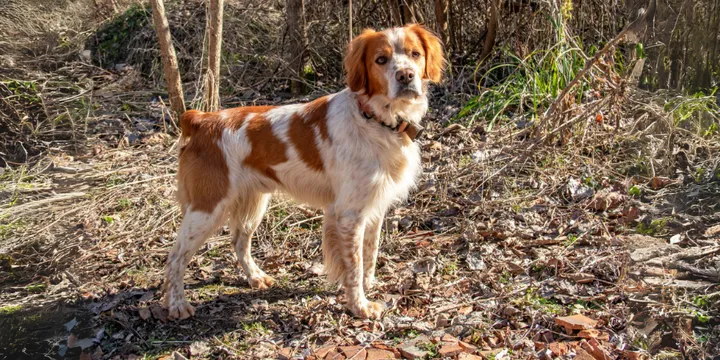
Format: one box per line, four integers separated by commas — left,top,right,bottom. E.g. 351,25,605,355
434,0,449,47
401,0,415,24
448,0,457,52
203,0,223,112
480,0,500,62
150,0,186,117
385,0,403,26
286,0,307,96
349,0,353,41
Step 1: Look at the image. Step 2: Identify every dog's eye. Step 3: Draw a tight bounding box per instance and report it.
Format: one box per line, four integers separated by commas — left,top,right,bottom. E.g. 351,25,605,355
411,51,421,59
376,56,387,65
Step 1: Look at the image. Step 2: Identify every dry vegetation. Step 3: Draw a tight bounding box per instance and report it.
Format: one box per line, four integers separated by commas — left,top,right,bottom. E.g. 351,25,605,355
1,0,719,359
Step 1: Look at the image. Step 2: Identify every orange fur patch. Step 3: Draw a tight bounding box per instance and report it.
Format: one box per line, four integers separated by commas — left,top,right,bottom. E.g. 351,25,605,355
243,114,289,183
406,24,445,82
345,30,391,96
289,113,324,172
177,111,229,214
303,96,331,142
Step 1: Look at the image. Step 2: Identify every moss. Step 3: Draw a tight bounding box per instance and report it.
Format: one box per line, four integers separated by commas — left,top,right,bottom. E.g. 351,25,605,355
0,304,22,315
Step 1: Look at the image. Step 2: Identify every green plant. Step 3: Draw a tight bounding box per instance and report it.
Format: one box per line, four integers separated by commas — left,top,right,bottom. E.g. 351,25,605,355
2,80,41,104
242,322,270,335
637,218,669,235
0,304,22,315
419,342,438,357
456,8,588,130
117,199,132,210
441,261,458,276
25,283,47,293
628,185,642,197
563,233,579,247
664,89,720,135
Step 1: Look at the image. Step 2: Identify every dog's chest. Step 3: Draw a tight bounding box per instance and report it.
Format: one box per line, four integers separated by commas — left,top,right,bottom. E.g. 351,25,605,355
376,142,421,200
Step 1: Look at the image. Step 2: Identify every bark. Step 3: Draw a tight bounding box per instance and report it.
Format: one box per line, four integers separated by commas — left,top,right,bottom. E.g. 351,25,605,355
385,0,403,26
286,0,307,95
150,0,186,117
434,0,449,47
480,0,500,62
203,0,223,112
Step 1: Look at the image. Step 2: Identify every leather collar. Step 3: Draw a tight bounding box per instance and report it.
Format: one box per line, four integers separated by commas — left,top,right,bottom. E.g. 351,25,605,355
357,100,424,141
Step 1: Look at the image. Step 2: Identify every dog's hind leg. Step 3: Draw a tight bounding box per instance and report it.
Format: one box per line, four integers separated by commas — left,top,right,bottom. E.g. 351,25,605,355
230,192,274,289
164,205,227,320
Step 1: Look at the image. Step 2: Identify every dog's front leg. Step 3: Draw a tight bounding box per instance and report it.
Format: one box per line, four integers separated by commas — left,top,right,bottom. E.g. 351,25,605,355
362,212,384,291
333,207,384,319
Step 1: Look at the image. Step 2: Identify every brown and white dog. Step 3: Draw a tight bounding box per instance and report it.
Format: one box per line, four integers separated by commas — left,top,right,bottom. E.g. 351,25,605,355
164,24,444,320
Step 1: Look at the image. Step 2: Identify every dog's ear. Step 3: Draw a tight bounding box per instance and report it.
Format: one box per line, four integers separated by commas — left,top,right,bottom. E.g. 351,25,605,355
345,29,376,93
407,24,445,83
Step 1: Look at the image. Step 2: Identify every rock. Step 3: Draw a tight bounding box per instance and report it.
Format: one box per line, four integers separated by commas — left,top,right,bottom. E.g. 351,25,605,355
398,345,428,359
366,348,396,359
339,346,366,359
438,343,464,358
555,314,598,332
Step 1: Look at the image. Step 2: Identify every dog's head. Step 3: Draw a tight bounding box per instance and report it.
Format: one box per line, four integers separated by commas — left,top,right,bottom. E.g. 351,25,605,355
345,24,444,101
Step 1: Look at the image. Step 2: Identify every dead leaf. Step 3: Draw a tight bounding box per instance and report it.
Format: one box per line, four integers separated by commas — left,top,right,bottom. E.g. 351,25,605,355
138,307,151,320
555,314,598,332
588,191,626,211
150,305,168,323
566,273,596,284
649,176,674,190
67,334,77,348
669,234,683,244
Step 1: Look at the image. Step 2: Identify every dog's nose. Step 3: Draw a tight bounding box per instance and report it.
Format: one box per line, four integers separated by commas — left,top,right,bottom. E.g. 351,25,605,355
395,69,415,85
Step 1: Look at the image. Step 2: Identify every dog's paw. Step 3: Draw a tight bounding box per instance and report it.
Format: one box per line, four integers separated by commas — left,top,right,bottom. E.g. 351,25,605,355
167,300,195,321
248,273,275,290
350,300,385,319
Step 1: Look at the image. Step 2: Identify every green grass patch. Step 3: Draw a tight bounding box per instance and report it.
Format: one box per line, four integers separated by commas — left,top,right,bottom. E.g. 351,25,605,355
0,304,22,315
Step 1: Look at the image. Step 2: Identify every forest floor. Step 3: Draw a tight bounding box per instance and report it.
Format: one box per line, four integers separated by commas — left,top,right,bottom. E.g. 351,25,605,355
1,59,719,360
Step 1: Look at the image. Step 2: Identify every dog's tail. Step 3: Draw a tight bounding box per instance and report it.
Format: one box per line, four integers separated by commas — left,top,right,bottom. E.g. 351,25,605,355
179,110,203,138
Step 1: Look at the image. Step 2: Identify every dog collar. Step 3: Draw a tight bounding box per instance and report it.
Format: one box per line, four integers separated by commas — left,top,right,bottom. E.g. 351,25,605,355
357,100,424,141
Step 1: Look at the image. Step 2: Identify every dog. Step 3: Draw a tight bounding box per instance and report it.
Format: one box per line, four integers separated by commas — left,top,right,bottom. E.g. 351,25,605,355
164,24,444,320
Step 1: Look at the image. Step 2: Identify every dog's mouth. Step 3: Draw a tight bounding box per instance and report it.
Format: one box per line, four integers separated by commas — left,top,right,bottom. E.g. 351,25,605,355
395,87,421,99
